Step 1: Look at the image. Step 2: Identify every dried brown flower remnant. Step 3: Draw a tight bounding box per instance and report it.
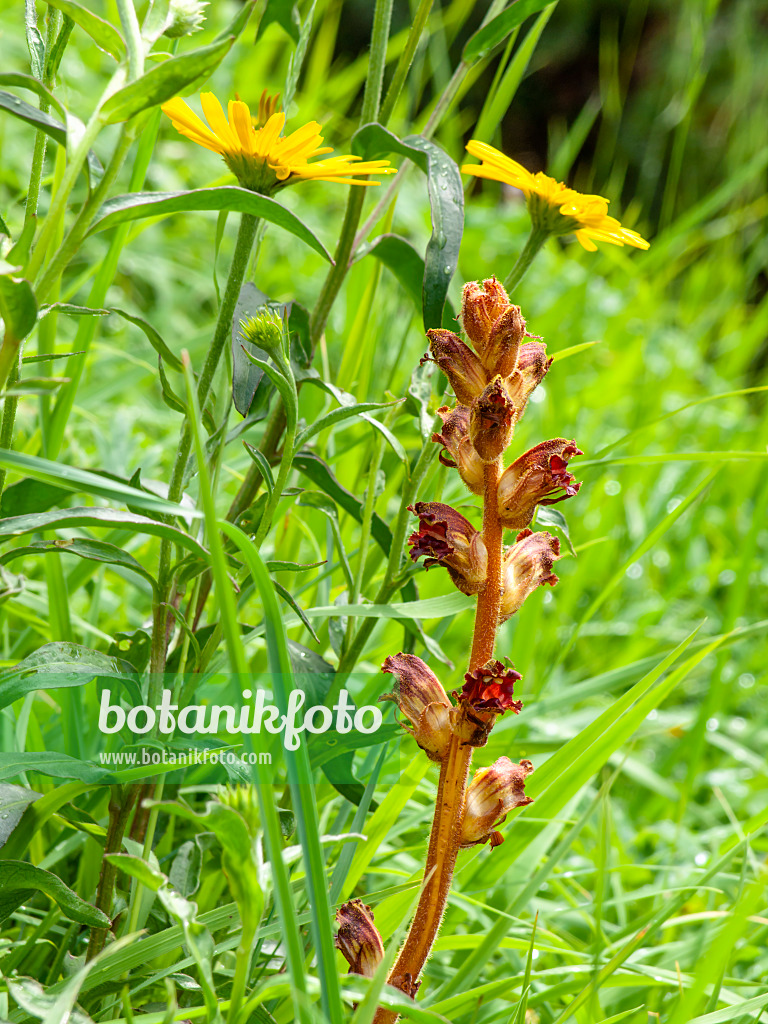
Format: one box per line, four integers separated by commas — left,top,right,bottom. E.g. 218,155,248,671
458,660,523,713
432,405,485,495
407,502,488,595
497,439,582,529
500,529,561,622
459,757,534,848
424,329,487,405
505,341,552,421
335,899,385,977
381,653,452,762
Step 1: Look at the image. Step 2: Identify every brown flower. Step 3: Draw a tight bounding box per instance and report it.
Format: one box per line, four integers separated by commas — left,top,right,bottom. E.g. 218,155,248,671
335,899,385,977
461,277,512,353
497,439,582,529
505,341,552,421
432,405,485,495
381,653,452,762
469,376,515,462
458,659,523,713
424,328,487,405
459,757,534,848
407,502,487,595
500,529,561,621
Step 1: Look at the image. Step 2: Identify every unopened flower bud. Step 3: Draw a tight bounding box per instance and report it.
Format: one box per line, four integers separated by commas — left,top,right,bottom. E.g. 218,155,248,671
407,502,488,595
469,376,515,462
458,659,523,713
432,406,484,495
381,653,452,762
461,278,510,353
506,341,552,421
497,439,582,529
483,304,526,378
335,899,385,977
163,0,207,37
424,329,487,405
459,757,534,848
500,529,560,622
239,310,284,356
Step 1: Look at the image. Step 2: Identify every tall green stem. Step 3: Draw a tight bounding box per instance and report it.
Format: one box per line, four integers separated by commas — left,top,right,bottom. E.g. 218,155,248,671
503,226,550,294
24,9,62,228
148,212,259,683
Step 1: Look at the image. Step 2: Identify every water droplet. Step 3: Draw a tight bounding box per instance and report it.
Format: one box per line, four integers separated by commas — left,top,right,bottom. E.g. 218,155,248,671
444,265,452,275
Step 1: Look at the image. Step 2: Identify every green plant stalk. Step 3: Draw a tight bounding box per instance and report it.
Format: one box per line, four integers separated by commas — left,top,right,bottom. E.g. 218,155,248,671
26,107,109,282
251,351,298,549
504,226,550,294
47,108,163,458
379,0,434,126
124,778,164,938
116,0,145,80
332,433,440,685
24,9,63,228
148,212,259,681
34,125,137,305
0,369,20,498
345,427,386,649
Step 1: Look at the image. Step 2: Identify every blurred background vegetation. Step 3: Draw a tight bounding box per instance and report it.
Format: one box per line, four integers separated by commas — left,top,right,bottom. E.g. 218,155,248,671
1,0,767,1020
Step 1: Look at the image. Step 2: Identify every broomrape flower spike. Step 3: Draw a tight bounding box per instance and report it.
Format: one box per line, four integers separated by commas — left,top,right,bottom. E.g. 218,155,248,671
161,92,395,194
369,274,585,1024
462,140,650,252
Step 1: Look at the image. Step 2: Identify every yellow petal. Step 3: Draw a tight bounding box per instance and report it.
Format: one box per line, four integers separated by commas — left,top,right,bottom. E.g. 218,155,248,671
200,92,238,153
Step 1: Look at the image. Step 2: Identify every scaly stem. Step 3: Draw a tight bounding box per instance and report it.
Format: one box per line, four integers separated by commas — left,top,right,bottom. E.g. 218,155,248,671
148,212,259,682
469,458,503,669
373,459,505,1023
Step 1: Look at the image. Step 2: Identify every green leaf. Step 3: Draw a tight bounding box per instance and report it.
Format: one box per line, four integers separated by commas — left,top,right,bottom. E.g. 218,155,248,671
100,37,234,123
258,0,301,43
272,579,320,643
108,306,182,369
0,860,110,926
0,479,70,517
535,506,575,556
295,398,401,449
299,592,474,621
0,270,37,344
0,451,202,517
45,0,125,60
0,537,158,593
89,186,332,262
0,784,39,851
244,442,275,498
0,752,112,784
0,506,207,559
463,0,557,63
0,90,103,185
0,71,67,120
352,125,464,330
0,641,140,712
24,0,45,78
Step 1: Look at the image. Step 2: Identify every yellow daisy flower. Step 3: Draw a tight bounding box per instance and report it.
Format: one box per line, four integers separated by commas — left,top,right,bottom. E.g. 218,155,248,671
462,140,649,252
161,91,395,194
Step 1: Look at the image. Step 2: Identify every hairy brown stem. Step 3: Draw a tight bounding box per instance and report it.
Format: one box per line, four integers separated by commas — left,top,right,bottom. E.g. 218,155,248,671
86,787,138,961
374,460,504,1022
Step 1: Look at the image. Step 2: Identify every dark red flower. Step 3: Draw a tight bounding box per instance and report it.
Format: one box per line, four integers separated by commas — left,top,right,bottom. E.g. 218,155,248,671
469,375,515,462
497,438,582,529
431,405,484,495
407,502,487,595
458,659,523,713
424,328,488,405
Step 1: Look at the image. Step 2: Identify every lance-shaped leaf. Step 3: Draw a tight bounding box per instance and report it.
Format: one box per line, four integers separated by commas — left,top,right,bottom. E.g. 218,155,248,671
0,861,110,926
0,641,141,711
0,90,103,185
88,186,332,262
463,0,555,62
100,37,233,123
45,0,125,60
352,124,464,330
0,538,158,594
